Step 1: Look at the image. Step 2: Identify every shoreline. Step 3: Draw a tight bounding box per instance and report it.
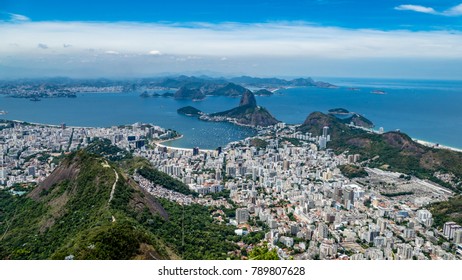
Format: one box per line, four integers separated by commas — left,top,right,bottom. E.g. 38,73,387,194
5,118,462,154
155,135,217,153
413,139,462,153
11,120,93,129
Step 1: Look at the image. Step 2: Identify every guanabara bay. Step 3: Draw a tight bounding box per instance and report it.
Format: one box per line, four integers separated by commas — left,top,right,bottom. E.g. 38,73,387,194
1,76,462,260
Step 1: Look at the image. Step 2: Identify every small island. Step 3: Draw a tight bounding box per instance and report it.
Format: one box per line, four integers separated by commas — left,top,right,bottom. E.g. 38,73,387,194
328,108,374,129
174,87,205,100
177,106,203,117
253,89,273,96
139,92,151,98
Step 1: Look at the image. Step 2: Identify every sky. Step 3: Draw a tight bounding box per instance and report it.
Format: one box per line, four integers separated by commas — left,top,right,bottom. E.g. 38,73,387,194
1,0,462,79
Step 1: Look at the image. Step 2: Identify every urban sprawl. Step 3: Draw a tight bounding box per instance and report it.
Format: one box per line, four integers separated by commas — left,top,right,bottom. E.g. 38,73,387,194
0,121,461,260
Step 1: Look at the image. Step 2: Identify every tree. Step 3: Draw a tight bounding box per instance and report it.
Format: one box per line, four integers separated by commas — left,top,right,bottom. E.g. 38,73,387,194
248,244,279,260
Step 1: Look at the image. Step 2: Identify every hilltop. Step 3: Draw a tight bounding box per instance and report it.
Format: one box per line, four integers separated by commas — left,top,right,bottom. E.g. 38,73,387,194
174,87,205,100
254,89,274,96
209,82,249,97
0,149,175,260
208,91,279,127
299,111,462,192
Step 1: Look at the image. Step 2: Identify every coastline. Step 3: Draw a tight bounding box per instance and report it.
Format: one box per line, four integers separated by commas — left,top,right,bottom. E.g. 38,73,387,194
155,135,217,153
5,118,462,154
413,139,462,153
11,120,93,129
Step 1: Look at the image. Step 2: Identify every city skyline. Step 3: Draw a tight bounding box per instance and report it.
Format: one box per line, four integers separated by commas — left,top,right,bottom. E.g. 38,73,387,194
1,1,462,79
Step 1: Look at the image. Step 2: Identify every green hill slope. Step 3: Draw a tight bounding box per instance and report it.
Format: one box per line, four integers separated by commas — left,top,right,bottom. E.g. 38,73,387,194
0,143,241,260
0,150,175,260
299,111,462,192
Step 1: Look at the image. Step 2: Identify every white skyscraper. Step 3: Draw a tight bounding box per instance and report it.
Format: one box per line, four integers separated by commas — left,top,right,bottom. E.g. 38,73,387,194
0,146,5,185
322,126,329,138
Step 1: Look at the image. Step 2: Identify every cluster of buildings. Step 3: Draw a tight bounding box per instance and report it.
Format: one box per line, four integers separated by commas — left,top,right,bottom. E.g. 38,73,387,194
136,143,225,196
1,120,461,260
135,123,461,260
0,83,126,99
0,121,167,188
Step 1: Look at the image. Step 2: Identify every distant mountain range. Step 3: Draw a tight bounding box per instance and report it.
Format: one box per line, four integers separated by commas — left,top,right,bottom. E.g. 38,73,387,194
145,75,337,90
1,75,337,99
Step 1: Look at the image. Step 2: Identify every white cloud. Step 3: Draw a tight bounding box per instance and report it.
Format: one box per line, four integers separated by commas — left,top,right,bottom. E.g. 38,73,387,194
394,4,438,14
1,21,462,78
1,21,461,59
105,50,119,54
445,3,462,16
148,50,162,55
395,3,462,16
9,13,30,22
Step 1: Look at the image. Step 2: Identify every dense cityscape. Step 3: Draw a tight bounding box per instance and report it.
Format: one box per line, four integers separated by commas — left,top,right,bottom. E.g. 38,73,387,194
1,120,461,260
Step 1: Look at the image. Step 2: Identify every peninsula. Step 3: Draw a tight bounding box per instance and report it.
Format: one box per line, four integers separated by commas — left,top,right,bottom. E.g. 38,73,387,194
178,90,280,127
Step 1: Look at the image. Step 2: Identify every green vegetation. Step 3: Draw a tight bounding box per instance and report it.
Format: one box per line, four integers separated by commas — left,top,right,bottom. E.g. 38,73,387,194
0,148,245,260
250,138,268,149
0,150,172,260
85,138,132,161
248,244,279,260
241,231,266,245
0,120,13,130
281,137,303,147
177,106,203,117
174,87,205,100
339,164,368,179
209,189,230,200
343,114,374,128
287,212,296,222
144,198,239,259
429,195,462,228
299,111,462,192
253,89,273,96
399,174,412,180
138,165,196,196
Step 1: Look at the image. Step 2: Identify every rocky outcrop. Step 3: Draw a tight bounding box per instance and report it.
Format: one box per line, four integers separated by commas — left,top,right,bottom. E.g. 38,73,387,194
208,91,279,127
174,87,205,100
239,90,257,107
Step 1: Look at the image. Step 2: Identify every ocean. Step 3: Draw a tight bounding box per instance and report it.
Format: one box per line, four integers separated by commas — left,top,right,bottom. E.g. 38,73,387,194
1,78,462,149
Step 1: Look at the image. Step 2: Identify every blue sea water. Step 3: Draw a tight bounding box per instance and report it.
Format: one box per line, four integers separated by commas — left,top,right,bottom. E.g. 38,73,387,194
259,78,462,149
1,78,462,149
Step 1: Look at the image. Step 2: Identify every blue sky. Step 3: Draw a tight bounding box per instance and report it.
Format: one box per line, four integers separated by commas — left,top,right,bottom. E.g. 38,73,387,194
1,0,462,79
3,0,462,30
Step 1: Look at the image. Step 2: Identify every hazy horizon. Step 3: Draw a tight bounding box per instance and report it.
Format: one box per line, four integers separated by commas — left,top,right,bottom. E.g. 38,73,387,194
1,1,462,80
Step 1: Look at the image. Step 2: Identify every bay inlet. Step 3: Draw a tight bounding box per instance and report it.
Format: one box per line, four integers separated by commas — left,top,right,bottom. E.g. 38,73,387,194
1,78,462,149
